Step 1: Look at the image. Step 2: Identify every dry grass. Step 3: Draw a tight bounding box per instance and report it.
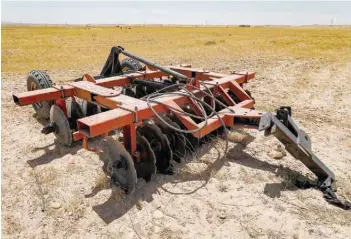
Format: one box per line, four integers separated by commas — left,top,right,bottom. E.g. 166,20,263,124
204,40,217,46
30,166,59,186
93,172,110,190
217,181,229,192
227,129,252,145
2,26,350,74
63,194,86,220
2,214,23,235
160,227,183,239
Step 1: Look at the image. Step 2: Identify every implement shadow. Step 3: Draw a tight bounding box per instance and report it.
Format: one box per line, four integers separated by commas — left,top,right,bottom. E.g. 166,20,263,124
91,140,225,224
26,137,102,168
91,135,313,224
225,142,314,198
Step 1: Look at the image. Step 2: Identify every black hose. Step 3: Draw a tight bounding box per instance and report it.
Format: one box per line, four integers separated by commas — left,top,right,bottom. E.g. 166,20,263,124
143,81,232,157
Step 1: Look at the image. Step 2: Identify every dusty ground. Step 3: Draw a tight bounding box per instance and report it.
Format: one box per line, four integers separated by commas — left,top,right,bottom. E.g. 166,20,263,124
2,26,351,238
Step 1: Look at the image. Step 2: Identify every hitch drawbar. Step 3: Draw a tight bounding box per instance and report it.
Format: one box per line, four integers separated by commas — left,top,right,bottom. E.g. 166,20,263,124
259,107,335,189
259,107,350,209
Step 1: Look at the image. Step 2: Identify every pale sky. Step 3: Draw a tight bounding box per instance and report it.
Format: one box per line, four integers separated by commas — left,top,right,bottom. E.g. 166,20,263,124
2,1,351,26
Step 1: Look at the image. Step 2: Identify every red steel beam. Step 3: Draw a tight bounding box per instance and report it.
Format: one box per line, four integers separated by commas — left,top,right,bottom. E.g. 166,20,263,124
77,87,261,140
12,66,258,141
95,71,166,88
13,85,75,106
74,74,256,137
228,81,251,101
234,99,255,109
217,85,236,106
12,68,254,107
77,108,133,137
123,124,137,153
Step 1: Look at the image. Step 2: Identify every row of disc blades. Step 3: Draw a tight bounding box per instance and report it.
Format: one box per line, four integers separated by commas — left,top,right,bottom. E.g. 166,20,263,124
134,115,188,181
50,97,226,187
133,110,228,182
50,99,192,179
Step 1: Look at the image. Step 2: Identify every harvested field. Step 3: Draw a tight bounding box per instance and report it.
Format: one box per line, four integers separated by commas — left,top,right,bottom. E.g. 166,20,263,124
2,26,351,238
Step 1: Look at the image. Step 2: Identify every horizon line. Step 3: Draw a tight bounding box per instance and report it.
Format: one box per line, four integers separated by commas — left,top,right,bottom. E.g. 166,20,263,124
3,22,351,27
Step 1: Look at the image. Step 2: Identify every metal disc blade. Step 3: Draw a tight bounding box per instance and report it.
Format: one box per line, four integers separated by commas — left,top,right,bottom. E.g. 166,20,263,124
134,132,157,182
67,99,84,130
99,136,137,194
50,105,72,147
138,122,173,175
156,115,186,163
170,114,201,153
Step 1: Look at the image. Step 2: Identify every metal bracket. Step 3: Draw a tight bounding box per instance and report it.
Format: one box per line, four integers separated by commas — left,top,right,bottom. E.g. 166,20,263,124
258,110,336,191
52,85,66,98
41,122,57,134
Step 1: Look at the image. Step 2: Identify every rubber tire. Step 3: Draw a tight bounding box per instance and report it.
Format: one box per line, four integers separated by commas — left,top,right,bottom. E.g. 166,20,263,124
99,137,137,194
26,70,54,119
120,58,143,73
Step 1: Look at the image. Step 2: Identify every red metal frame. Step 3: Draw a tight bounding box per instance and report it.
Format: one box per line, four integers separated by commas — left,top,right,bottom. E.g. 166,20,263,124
13,65,260,155
12,44,347,210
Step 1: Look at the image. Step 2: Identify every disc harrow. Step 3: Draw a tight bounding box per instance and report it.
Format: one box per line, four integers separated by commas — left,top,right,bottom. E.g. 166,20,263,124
12,46,350,209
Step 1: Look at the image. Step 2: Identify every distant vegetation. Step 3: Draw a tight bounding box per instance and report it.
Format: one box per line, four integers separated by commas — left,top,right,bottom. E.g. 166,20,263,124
2,25,350,74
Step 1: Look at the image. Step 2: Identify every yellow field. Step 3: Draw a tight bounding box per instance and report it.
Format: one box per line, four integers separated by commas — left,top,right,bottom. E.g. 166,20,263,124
2,26,350,74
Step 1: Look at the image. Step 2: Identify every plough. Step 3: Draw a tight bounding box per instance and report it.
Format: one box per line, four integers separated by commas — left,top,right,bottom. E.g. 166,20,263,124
13,46,350,209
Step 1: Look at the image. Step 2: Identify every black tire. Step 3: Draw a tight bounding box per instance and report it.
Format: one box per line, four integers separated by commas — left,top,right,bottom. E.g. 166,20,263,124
26,70,54,119
99,137,137,194
120,58,143,73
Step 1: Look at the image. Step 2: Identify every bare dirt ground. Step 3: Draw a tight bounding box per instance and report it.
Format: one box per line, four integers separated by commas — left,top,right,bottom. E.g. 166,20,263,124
2,47,351,238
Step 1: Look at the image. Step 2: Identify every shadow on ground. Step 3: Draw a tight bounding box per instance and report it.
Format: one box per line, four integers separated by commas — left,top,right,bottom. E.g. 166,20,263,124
27,139,86,168
26,136,103,168
88,136,313,224
24,126,314,224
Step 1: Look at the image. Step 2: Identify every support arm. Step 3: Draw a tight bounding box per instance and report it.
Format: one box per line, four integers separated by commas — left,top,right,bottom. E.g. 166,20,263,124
258,107,335,190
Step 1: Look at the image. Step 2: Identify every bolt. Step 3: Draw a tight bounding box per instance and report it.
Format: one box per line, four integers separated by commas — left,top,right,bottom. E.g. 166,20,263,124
133,151,141,163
